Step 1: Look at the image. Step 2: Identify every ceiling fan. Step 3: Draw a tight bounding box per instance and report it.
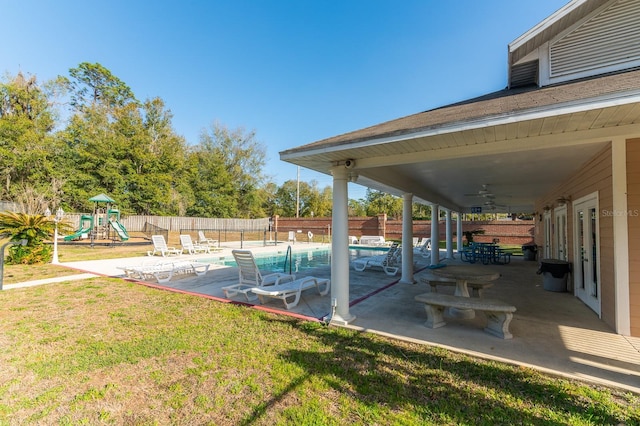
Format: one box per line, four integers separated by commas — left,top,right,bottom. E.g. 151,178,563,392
483,200,508,210
464,184,495,198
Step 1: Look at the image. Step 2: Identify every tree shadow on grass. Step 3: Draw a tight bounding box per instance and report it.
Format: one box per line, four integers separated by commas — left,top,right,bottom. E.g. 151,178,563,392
242,318,636,425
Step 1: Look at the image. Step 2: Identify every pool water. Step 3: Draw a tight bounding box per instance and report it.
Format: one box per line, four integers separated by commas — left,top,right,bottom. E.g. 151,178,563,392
203,246,388,274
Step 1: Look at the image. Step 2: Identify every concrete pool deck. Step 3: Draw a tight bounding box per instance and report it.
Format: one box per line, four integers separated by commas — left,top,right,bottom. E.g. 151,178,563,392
6,242,640,394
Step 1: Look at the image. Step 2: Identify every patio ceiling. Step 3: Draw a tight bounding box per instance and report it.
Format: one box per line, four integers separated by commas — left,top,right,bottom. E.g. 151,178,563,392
281,70,640,213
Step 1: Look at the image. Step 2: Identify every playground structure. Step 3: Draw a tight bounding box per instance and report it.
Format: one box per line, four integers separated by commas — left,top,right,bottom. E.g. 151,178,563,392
64,193,129,242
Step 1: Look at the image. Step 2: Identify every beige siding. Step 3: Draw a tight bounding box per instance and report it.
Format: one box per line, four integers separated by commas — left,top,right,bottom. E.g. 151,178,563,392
627,140,640,336
535,144,616,330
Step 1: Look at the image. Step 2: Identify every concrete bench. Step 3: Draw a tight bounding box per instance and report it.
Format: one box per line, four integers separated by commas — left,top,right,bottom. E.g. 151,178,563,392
419,273,494,297
414,293,517,339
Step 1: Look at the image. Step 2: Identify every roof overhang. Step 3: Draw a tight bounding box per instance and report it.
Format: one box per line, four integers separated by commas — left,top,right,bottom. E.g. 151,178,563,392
280,73,640,213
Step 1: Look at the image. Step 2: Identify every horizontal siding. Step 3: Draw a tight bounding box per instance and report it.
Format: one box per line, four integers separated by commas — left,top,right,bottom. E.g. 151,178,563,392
534,144,615,328
627,138,640,335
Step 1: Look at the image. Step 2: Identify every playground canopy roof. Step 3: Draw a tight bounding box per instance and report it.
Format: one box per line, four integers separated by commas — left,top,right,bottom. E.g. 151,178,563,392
89,193,115,203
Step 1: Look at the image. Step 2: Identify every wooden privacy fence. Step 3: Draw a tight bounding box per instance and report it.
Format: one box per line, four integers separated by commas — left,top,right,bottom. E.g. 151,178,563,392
59,214,534,246
63,214,270,233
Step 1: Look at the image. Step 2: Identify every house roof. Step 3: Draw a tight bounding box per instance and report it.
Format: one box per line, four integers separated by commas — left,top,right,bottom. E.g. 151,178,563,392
282,68,640,156
280,68,640,212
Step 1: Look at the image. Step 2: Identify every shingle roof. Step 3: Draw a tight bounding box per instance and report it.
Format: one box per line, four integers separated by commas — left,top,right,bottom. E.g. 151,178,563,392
283,68,640,154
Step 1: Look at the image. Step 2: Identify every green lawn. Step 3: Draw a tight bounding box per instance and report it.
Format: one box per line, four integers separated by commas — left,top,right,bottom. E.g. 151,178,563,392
1,277,638,425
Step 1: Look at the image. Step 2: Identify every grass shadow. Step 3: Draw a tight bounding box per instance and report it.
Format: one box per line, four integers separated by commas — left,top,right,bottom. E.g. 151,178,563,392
257,317,637,425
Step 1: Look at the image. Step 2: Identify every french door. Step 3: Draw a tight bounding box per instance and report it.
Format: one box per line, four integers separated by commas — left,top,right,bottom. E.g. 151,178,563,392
554,206,568,261
573,194,600,315
543,211,552,259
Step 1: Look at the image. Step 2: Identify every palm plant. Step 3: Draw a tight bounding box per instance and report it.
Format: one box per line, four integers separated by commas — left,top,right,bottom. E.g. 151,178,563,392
0,211,72,264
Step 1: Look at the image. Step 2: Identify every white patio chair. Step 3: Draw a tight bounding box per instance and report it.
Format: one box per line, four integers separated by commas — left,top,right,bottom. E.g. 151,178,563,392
352,242,401,276
148,235,183,257
251,276,330,309
222,249,295,301
180,234,210,254
198,231,219,248
414,238,432,258
119,260,210,283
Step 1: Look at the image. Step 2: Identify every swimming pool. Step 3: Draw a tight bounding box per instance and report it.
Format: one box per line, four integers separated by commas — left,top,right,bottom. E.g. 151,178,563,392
200,246,389,274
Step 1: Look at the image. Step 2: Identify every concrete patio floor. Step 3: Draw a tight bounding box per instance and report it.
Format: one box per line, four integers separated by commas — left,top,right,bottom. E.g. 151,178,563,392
37,243,640,394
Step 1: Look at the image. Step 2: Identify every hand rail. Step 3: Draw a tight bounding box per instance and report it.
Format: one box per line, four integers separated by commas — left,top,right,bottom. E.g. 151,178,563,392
283,245,293,275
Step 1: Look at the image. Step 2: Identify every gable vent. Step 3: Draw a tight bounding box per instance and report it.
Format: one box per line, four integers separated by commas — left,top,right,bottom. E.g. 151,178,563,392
550,0,640,78
510,60,539,88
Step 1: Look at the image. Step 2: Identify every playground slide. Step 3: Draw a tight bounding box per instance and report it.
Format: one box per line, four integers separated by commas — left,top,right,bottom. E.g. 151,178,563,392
110,220,129,241
63,226,92,241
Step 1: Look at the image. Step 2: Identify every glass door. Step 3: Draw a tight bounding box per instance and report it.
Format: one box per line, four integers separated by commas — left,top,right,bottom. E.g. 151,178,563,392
543,211,552,259
554,206,568,261
573,194,600,315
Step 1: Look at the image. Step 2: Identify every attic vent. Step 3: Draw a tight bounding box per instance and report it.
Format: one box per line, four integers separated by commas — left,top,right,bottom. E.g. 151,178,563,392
550,0,640,77
510,60,539,88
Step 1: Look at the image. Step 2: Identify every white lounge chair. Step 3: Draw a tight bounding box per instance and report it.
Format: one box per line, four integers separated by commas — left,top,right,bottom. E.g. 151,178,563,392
180,234,210,254
359,235,386,246
119,260,210,283
251,276,330,309
414,238,432,258
222,249,295,301
352,242,401,276
198,231,219,248
148,235,183,257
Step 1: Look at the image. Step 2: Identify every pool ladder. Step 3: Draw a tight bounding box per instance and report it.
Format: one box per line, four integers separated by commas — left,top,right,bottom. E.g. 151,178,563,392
283,245,293,275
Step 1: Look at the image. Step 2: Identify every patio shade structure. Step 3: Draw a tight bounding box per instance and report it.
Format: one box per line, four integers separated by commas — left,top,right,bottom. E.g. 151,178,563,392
279,0,640,337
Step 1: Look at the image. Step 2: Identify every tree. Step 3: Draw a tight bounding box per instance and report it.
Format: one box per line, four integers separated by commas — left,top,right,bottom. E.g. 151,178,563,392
66,62,135,110
365,189,403,219
349,198,367,216
186,140,236,217
60,64,191,215
191,123,268,218
0,72,59,199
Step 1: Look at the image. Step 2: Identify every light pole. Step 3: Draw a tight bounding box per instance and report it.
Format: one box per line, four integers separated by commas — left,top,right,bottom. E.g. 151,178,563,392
45,207,64,265
0,239,27,290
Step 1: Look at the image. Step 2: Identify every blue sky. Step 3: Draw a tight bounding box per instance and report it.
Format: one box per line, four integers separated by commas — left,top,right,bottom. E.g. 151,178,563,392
1,0,568,200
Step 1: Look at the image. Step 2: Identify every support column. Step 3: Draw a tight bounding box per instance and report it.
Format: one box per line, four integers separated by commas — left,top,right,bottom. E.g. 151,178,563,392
430,204,440,266
401,193,415,284
456,212,463,255
330,166,355,325
445,209,453,260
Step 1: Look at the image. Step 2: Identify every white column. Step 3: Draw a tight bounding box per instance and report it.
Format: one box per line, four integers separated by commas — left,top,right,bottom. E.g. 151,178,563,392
445,209,453,260
430,204,440,266
330,166,355,325
456,212,463,255
401,193,414,284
